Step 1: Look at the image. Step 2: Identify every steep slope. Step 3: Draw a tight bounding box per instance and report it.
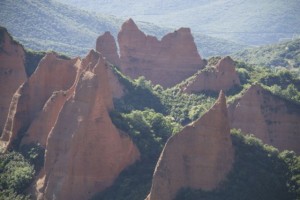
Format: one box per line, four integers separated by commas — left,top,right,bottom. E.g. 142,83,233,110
0,27,27,135
96,32,120,67
181,56,240,93
147,91,234,200
228,84,300,154
57,0,300,45
38,50,139,200
97,19,205,88
234,38,300,68
1,53,79,150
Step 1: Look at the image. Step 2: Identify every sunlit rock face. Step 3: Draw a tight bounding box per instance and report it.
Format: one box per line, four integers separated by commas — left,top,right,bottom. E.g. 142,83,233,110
181,56,240,93
0,27,27,135
97,18,205,88
1,52,79,150
147,91,234,200
0,45,137,200
228,84,300,154
96,31,120,67
35,50,139,200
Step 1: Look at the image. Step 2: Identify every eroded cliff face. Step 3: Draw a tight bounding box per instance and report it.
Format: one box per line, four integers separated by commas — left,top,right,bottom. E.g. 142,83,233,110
97,19,205,88
38,51,139,200
0,28,27,134
228,84,300,154
181,56,240,93
147,91,234,200
1,53,79,150
96,31,120,67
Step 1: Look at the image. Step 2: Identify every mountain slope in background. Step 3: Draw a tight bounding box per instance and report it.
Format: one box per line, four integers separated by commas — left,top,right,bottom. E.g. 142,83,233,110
56,0,300,46
0,0,246,57
233,38,300,69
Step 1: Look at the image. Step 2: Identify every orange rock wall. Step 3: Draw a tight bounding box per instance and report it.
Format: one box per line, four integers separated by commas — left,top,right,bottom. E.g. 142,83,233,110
147,91,234,200
97,19,205,88
0,28,27,134
40,51,139,200
1,53,78,149
228,84,300,154
182,56,240,93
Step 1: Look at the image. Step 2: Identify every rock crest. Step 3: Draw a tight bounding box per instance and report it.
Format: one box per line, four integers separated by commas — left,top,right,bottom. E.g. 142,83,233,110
181,56,240,93
0,27,27,134
228,84,300,154
96,18,205,88
0,41,138,199
39,50,139,200
1,52,79,149
96,31,120,67
146,91,234,200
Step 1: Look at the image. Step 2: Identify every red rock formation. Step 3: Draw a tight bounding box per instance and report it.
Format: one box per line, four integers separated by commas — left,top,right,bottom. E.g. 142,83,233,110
181,56,240,93
38,51,139,200
228,84,300,154
20,91,70,148
20,49,125,148
0,27,27,134
147,91,234,200
1,53,79,150
117,19,205,87
96,31,120,67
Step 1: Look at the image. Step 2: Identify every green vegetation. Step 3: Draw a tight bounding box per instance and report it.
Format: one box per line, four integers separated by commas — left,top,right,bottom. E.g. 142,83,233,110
0,151,35,200
24,50,46,77
111,65,216,125
20,143,45,172
93,109,181,200
24,49,71,77
96,62,300,200
234,38,300,69
59,0,300,46
0,27,6,50
232,61,300,104
175,129,300,200
0,0,249,58
1,20,300,199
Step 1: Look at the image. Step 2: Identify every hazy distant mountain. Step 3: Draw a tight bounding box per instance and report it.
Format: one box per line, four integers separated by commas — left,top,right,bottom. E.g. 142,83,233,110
0,0,246,57
0,0,121,56
56,0,300,46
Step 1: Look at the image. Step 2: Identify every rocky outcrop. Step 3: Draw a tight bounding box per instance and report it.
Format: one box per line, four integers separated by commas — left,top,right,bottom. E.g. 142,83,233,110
115,19,205,87
1,53,79,150
0,27,27,134
20,91,70,148
0,44,137,199
96,31,120,67
228,84,300,154
147,91,234,200
181,56,240,93
38,51,139,200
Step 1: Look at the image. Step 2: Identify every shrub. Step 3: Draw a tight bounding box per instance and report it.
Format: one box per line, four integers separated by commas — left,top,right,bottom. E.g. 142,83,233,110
0,151,35,198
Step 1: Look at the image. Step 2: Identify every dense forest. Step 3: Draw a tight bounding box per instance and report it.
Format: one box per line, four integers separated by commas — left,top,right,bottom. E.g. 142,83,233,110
234,38,300,70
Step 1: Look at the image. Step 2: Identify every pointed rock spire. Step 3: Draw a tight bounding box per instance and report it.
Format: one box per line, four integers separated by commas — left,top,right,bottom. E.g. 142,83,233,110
228,84,300,154
181,56,240,93
38,52,139,200
96,31,120,67
117,18,205,87
1,52,79,150
146,90,234,200
0,27,27,136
